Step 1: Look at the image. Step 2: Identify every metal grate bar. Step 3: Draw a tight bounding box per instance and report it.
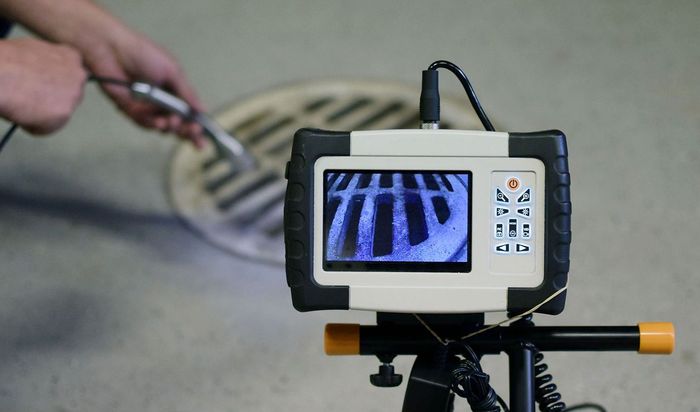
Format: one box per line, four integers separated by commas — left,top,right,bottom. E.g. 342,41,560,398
340,195,366,257
325,197,342,237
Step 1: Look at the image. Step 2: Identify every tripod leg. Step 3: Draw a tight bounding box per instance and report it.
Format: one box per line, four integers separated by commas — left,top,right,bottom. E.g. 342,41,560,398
402,353,454,412
508,345,535,412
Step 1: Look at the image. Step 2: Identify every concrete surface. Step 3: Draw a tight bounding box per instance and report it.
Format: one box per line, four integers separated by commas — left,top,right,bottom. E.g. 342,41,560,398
1,1,699,411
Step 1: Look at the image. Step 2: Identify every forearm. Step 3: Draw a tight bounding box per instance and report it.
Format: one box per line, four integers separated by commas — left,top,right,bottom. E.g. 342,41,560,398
0,0,132,56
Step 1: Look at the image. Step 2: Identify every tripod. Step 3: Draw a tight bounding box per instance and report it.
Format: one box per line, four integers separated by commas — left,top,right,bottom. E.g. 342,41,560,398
324,313,674,412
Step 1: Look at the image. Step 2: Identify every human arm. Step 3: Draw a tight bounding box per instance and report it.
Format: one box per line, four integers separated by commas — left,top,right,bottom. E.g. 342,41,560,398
0,0,205,145
0,38,86,135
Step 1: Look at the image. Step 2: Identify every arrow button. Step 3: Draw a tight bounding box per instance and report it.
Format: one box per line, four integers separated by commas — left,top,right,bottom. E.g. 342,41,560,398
515,243,530,253
495,243,510,254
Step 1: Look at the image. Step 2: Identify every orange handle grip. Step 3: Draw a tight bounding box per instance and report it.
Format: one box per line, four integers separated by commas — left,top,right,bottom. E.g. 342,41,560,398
638,322,675,354
325,323,360,355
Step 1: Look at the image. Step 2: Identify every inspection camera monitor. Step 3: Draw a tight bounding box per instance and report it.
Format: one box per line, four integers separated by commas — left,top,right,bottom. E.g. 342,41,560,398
284,61,570,315
284,127,571,315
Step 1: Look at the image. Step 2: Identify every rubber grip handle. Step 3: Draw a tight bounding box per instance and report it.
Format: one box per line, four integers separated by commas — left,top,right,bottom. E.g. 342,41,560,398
638,322,675,354
325,323,360,356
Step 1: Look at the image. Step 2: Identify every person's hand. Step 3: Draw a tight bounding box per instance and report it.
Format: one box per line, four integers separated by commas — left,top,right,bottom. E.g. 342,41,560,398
82,30,207,148
0,38,87,135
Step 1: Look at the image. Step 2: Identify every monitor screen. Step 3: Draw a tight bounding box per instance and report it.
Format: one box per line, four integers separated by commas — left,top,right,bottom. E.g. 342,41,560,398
323,170,471,272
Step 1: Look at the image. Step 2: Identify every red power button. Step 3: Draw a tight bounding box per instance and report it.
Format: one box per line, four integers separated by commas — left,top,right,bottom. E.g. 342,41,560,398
506,177,521,192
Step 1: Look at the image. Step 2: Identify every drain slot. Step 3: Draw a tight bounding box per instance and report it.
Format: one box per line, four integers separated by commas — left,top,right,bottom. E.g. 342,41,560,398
264,137,294,156
405,192,429,246
357,174,373,189
206,169,241,192
372,193,394,257
305,97,335,113
431,196,450,224
247,116,295,145
217,172,277,210
379,173,393,188
336,173,355,191
402,173,418,189
422,173,440,191
327,98,372,123
439,174,454,192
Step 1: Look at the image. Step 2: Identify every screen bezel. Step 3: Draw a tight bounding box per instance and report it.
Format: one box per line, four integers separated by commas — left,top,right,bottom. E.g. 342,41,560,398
322,169,472,273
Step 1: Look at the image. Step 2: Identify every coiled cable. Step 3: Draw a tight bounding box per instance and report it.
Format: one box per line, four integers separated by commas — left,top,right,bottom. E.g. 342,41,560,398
449,343,509,412
529,344,566,412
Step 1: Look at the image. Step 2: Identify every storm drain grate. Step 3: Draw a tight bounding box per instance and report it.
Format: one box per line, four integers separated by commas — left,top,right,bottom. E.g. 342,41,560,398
168,79,483,264
325,173,469,262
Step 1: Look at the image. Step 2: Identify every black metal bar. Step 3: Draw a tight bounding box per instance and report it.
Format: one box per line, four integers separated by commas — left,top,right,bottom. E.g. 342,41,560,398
508,345,535,412
359,325,640,356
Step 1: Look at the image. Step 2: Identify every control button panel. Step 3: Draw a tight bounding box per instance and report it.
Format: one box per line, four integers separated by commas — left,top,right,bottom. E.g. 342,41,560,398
490,172,536,272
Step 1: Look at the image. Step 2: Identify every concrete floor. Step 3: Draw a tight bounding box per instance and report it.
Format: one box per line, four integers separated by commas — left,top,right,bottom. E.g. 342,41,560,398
1,1,699,411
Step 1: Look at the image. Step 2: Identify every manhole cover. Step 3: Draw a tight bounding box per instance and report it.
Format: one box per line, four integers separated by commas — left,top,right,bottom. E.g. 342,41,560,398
168,79,483,265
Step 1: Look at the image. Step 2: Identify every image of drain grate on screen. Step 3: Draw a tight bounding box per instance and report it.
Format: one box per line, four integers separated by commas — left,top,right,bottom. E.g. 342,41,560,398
324,172,470,263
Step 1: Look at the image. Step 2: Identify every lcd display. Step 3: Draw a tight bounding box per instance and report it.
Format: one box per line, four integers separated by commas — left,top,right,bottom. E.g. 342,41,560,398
323,170,471,272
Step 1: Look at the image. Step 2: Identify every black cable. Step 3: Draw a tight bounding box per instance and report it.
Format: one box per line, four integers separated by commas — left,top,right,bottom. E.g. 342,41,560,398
0,122,18,154
529,344,567,411
450,343,508,412
496,395,509,412
427,60,495,131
